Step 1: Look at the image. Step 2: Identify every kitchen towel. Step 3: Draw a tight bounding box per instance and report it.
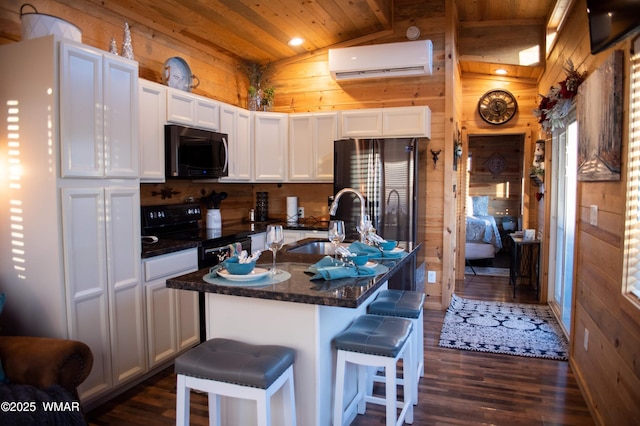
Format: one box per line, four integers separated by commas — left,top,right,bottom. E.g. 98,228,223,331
308,256,377,280
347,241,406,259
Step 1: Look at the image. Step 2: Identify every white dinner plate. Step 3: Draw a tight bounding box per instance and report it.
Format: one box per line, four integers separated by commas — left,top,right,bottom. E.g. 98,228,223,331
217,267,270,281
365,261,378,267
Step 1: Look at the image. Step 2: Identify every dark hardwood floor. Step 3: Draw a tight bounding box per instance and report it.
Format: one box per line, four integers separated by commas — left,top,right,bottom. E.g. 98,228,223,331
87,272,593,425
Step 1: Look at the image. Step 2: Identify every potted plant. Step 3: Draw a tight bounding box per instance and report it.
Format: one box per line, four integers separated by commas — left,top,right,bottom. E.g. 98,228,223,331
529,165,544,186
240,60,275,111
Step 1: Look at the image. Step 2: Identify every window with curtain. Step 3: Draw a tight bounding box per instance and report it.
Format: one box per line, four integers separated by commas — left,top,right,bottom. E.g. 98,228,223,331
623,45,640,302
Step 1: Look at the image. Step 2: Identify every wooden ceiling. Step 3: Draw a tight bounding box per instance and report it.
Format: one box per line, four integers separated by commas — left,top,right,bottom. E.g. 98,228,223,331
28,0,564,80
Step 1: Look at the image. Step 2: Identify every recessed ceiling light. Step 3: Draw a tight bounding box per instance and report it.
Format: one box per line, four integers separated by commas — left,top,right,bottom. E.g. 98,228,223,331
288,37,304,46
495,68,508,75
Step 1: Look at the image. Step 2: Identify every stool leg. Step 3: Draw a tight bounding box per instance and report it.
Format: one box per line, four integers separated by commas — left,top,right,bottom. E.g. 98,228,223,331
384,358,397,426
357,364,368,415
283,367,297,426
256,391,270,426
333,350,347,426
404,338,415,424
208,393,221,426
418,310,424,378
176,374,190,426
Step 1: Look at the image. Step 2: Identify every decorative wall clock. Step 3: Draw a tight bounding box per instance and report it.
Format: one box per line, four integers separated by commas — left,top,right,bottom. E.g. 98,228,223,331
477,89,518,125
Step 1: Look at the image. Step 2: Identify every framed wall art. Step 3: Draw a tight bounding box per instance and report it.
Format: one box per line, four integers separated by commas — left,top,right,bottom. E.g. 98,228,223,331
576,50,623,181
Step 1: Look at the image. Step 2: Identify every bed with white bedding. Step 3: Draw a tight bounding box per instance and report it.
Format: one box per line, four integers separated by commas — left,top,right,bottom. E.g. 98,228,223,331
466,215,503,259
465,196,503,260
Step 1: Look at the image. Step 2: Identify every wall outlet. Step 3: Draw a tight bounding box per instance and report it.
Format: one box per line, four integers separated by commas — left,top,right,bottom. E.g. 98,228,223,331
584,328,589,351
427,270,436,283
297,207,304,218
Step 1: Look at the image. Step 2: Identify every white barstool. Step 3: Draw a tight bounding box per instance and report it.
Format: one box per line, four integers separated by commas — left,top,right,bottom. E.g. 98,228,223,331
368,289,425,402
175,338,296,426
333,314,414,426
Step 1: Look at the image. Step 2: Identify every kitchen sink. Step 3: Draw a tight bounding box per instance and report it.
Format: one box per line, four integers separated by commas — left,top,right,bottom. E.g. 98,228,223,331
287,240,349,255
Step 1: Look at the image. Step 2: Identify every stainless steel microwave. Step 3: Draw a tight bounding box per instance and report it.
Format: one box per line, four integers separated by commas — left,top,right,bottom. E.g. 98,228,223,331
165,124,228,178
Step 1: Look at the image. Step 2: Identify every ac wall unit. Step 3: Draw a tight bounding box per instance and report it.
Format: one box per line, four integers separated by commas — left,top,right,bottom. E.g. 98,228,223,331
328,40,433,81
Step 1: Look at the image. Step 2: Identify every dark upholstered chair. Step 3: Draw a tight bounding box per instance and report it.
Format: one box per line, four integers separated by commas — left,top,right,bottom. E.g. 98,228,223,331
0,336,93,399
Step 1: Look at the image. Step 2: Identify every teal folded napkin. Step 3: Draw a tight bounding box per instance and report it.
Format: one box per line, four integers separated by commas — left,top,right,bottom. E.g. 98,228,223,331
347,241,405,259
308,256,376,280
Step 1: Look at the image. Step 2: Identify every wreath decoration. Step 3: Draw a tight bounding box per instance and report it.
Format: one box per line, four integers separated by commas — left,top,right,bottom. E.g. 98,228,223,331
533,60,587,132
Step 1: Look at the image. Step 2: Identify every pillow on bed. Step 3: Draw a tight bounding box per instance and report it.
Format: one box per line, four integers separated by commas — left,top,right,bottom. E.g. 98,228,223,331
472,196,489,216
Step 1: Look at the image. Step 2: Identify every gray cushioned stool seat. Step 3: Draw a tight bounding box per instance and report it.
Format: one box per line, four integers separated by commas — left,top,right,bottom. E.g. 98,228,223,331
368,289,425,318
175,338,295,389
333,314,412,357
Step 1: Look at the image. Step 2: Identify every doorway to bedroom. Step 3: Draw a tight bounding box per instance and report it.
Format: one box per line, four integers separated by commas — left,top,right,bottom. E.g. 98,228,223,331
464,134,525,276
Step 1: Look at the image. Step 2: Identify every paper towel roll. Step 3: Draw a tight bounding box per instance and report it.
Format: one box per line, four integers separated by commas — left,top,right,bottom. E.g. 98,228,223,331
286,196,298,225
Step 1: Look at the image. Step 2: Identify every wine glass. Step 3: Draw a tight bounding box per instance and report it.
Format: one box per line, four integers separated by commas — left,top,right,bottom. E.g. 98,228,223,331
265,224,284,275
328,220,346,259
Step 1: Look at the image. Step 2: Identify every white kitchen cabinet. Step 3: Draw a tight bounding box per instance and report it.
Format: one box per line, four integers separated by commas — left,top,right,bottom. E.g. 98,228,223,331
143,249,199,368
339,106,432,138
139,79,167,182
251,232,266,252
254,112,288,181
219,103,252,181
288,113,337,182
283,230,303,244
59,40,138,178
283,229,328,244
301,230,328,240
339,109,383,138
0,36,144,405
382,106,432,137
61,184,144,400
167,87,220,130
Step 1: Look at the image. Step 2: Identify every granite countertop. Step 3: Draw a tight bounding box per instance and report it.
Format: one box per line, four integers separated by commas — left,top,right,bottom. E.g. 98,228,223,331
166,240,421,308
141,220,331,259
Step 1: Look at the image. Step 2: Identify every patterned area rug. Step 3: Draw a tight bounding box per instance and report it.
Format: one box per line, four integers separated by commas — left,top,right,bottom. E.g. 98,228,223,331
439,294,569,360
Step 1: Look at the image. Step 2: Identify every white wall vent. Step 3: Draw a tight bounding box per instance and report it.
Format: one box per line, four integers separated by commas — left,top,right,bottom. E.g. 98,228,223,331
328,40,433,81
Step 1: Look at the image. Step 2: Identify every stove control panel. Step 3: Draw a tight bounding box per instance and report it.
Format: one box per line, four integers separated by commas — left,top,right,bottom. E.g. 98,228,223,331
141,203,202,230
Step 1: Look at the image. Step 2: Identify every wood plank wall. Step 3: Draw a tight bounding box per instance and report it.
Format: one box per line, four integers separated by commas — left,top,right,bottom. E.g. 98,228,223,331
271,0,452,307
536,0,640,423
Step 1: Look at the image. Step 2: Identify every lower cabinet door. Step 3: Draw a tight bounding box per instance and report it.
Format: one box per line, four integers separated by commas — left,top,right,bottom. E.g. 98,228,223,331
145,280,178,367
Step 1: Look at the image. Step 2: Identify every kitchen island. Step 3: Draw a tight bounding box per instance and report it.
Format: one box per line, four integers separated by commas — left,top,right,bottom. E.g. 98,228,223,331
167,240,421,426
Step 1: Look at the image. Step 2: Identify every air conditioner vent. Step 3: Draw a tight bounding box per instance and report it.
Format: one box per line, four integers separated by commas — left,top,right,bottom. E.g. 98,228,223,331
329,40,433,81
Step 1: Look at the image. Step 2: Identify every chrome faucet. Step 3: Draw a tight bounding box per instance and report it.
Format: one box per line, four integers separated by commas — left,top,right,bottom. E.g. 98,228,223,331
329,187,368,242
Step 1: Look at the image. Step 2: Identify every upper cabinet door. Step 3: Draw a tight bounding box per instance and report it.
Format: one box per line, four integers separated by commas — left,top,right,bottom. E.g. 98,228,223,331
60,42,138,178
219,104,252,181
314,113,338,181
166,88,220,131
139,80,167,182
60,42,103,177
288,114,314,181
339,110,383,138
254,112,288,181
103,55,139,178
288,113,337,182
382,106,431,138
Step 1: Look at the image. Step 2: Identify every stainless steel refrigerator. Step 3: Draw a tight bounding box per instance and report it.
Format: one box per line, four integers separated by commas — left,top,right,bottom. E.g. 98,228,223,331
333,138,419,243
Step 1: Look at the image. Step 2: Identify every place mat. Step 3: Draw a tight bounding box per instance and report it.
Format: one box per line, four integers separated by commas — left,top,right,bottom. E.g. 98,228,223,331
203,270,292,287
